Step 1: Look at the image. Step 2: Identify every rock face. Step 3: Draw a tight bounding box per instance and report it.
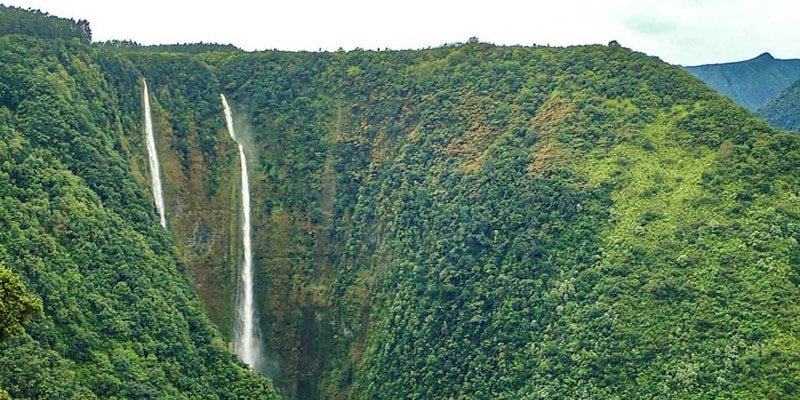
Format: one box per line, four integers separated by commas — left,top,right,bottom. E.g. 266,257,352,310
684,52,800,110
130,60,240,339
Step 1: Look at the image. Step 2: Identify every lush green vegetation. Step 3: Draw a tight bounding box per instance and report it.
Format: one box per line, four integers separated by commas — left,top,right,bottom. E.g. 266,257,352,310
0,264,41,341
684,52,800,111
2,6,799,399
758,77,800,134
189,43,798,398
0,9,278,399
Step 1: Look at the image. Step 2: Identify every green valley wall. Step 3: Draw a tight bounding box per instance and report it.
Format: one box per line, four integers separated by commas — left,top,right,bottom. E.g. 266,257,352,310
112,43,800,399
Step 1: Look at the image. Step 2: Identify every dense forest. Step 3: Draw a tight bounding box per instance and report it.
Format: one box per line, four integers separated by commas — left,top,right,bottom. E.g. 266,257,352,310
1,5,799,399
0,6,277,399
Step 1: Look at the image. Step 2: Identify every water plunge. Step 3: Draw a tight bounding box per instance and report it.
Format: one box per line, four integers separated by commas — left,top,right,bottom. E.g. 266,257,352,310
221,94,261,369
143,79,167,228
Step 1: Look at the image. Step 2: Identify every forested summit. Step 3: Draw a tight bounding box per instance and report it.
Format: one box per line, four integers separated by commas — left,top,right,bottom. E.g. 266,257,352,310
0,5,91,43
1,5,799,400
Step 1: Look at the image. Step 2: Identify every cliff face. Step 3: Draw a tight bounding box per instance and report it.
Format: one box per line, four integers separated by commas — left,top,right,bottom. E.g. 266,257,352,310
125,53,241,338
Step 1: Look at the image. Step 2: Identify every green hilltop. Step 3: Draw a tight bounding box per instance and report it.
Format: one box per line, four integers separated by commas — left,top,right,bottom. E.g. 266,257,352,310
1,6,799,400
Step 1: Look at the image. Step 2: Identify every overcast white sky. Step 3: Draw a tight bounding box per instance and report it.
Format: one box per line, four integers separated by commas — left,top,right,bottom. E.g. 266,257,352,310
4,0,798,65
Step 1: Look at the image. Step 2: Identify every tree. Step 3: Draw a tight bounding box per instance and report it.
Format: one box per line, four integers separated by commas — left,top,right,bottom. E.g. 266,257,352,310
0,265,42,341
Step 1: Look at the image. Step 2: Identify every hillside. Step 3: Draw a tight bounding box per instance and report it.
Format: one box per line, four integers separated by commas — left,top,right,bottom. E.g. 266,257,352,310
684,52,800,110
2,6,800,400
0,7,278,399
124,42,799,399
757,77,800,134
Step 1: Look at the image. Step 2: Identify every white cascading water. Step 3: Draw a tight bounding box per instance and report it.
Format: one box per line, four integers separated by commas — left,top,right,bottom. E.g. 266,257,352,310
143,79,167,228
221,94,260,369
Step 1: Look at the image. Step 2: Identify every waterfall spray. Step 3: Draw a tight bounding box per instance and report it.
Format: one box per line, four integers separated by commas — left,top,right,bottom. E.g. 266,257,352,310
143,79,167,228
221,94,260,369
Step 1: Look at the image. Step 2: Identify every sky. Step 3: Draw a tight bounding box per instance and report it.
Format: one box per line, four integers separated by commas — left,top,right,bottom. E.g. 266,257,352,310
4,0,798,66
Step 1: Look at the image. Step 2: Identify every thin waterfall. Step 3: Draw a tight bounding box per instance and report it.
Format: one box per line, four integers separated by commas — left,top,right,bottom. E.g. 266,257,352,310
221,94,260,369
143,79,167,228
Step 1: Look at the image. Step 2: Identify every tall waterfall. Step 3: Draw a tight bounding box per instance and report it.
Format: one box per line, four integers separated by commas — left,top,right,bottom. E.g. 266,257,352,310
221,94,260,369
143,79,167,228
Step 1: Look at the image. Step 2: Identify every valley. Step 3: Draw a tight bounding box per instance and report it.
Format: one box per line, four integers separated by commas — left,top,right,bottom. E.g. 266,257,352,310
1,5,799,399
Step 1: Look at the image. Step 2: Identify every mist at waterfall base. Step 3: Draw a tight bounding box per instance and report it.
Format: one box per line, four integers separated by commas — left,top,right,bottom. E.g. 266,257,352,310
142,79,167,228
221,94,263,371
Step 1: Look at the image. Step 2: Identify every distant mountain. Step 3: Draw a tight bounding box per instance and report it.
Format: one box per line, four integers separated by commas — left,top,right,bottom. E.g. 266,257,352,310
758,77,800,133
684,52,800,110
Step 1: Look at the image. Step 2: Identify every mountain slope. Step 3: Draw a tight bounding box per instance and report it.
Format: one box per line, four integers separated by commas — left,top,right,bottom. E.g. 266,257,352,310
684,52,800,110
165,43,797,398
0,11,278,399
322,45,800,400
98,42,800,399
757,77,800,134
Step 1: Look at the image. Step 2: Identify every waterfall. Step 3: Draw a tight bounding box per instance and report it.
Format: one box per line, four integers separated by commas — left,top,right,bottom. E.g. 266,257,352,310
221,94,260,369
143,79,167,228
